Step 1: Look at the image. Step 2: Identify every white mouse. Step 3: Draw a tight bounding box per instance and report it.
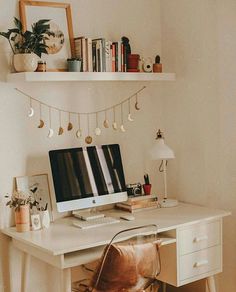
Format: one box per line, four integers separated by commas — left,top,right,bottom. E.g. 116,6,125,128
120,214,135,221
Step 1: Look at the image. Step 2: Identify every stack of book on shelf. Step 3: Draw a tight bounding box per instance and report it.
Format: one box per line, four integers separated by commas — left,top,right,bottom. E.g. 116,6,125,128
116,194,158,213
74,36,128,73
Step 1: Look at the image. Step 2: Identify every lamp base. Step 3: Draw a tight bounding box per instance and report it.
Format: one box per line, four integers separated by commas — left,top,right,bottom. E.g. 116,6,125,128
160,198,178,208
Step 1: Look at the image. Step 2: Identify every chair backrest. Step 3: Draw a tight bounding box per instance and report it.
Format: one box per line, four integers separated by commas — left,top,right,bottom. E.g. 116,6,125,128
91,224,161,292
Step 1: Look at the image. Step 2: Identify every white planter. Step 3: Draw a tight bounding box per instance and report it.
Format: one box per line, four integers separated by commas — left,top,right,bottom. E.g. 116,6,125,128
13,53,39,72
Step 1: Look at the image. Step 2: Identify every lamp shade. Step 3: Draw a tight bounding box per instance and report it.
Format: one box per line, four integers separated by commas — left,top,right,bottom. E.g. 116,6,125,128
150,130,175,160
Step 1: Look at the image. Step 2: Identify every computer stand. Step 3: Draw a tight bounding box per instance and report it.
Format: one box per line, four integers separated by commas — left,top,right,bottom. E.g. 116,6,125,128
72,208,105,221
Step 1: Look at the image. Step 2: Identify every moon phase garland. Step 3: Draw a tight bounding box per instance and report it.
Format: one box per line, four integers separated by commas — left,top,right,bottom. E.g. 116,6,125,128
15,86,146,144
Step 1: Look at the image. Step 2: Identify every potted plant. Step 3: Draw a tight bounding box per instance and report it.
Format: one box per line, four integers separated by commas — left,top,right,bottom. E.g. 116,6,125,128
0,17,50,72
67,57,82,72
5,191,38,232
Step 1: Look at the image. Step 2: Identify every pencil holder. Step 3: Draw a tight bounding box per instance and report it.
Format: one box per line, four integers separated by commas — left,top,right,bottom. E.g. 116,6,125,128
143,184,152,195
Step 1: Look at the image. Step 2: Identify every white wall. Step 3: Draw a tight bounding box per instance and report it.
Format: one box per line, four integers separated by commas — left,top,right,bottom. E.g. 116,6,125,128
160,0,236,291
0,1,163,291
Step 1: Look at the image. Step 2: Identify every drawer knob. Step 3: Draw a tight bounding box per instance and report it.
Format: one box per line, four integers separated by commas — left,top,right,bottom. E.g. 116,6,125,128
194,260,209,268
193,235,208,243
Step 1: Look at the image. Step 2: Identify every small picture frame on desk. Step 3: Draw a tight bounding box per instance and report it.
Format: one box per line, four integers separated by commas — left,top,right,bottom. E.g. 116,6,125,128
15,173,54,222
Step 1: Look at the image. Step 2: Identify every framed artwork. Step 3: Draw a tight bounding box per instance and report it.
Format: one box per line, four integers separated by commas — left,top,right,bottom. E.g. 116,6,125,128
19,0,75,71
15,173,54,221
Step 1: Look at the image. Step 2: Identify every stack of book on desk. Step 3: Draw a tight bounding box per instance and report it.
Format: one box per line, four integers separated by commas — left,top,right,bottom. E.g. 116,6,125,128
116,195,158,213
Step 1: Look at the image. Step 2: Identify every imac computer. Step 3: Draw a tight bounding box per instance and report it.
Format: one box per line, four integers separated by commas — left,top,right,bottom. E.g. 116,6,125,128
49,144,128,221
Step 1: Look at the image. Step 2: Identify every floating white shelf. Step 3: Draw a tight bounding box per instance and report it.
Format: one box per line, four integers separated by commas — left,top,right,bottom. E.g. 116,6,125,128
7,72,176,82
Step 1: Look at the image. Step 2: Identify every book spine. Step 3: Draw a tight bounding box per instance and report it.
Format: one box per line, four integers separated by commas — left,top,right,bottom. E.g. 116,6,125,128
117,41,121,72
112,43,116,72
114,42,118,72
74,38,83,60
116,200,158,211
121,43,124,72
92,41,97,72
87,38,93,72
101,38,106,72
81,37,87,72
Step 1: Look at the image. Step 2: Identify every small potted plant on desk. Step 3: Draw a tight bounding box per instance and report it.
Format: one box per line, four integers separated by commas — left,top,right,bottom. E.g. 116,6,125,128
5,191,34,232
143,173,152,195
0,17,50,72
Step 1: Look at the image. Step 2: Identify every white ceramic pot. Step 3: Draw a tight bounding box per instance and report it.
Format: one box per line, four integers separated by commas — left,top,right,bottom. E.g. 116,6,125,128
13,53,39,72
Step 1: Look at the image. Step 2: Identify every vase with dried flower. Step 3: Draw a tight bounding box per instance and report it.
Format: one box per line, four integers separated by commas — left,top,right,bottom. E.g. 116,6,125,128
5,191,34,232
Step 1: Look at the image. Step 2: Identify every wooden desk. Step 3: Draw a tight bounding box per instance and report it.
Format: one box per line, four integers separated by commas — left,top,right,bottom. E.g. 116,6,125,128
1,203,230,292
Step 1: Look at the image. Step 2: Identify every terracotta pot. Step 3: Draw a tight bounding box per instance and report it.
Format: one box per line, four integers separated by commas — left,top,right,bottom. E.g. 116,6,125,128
127,54,140,70
14,205,30,232
13,53,39,72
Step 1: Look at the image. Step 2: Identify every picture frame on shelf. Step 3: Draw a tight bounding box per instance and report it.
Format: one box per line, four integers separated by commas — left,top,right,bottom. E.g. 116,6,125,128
19,0,75,71
15,173,54,222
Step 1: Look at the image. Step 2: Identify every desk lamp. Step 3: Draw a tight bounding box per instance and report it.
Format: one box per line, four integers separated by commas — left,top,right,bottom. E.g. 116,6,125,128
151,129,178,208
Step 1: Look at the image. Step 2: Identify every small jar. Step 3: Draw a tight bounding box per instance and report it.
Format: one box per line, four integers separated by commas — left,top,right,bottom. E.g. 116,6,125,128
36,61,47,72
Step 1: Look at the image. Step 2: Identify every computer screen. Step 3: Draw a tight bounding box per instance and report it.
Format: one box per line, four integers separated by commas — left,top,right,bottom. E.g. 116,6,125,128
49,144,127,212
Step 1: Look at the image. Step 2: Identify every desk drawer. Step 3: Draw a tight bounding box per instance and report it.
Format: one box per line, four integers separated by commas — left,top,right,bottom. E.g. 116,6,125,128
179,245,221,281
179,220,221,255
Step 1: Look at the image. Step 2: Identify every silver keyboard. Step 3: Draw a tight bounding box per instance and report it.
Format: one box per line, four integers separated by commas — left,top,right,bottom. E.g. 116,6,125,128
73,216,120,229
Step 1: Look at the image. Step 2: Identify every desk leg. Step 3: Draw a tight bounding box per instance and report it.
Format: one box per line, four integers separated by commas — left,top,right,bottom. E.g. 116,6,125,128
21,253,31,292
206,276,217,292
162,282,167,292
60,268,71,292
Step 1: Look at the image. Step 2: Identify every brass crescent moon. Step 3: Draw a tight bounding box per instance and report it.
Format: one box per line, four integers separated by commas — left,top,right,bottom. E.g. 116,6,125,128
38,119,45,128
135,102,140,111
67,122,73,131
58,127,64,135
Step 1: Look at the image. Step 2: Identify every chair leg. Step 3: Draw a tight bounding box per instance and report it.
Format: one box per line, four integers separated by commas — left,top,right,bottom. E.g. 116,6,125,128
206,276,216,292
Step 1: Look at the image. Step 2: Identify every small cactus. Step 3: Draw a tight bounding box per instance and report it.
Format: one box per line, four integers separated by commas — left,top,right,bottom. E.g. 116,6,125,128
155,55,161,64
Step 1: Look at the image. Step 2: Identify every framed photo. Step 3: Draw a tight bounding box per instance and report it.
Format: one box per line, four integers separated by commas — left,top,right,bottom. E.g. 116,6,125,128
15,173,54,221
19,0,75,71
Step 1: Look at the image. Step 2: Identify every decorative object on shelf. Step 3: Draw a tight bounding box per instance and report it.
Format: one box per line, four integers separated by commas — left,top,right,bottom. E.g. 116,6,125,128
142,57,153,73
150,129,178,208
19,0,75,71
127,54,140,72
15,173,53,221
67,58,82,72
36,61,47,72
15,86,146,142
31,214,41,230
153,55,162,73
5,191,31,232
0,17,50,72
143,173,152,195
